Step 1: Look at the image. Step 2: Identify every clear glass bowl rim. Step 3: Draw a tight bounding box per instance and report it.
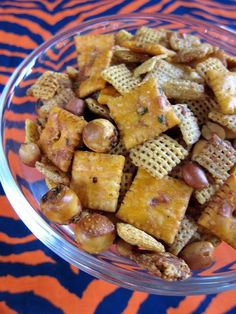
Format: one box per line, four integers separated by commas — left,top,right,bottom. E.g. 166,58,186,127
1,13,236,296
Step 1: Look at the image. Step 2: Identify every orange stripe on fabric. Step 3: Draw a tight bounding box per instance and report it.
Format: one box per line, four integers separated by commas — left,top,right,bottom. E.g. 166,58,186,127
0,197,18,220
0,301,18,314
0,31,37,50
163,1,236,18
204,290,236,314
0,275,87,314
0,48,27,59
0,251,56,266
190,11,229,24
80,279,117,314
0,15,51,41
122,291,148,314
0,1,37,8
0,74,9,85
119,0,147,14
69,264,80,275
200,243,236,276
168,295,206,314
64,0,124,28
0,232,35,245
142,0,173,13
197,0,236,10
0,66,15,73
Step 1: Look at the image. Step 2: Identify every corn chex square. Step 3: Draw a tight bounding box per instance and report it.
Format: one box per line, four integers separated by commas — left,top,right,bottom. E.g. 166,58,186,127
173,104,201,145
193,135,236,182
195,57,227,81
180,95,218,126
129,134,188,179
168,217,198,255
198,175,236,248
115,30,133,46
101,64,141,95
27,71,60,100
70,151,125,212
209,111,236,132
163,79,205,100
116,168,193,244
107,77,180,149
39,107,87,172
169,32,201,51
135,26,171,47
194,184,219,205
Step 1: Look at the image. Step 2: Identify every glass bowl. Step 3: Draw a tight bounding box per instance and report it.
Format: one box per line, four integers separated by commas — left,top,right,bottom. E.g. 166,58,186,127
1,13,236,296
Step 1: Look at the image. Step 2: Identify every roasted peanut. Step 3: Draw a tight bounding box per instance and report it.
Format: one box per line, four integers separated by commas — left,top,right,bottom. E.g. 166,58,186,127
64,97,85,116
224,127,236,140
19,142,41,167
180,241,215,270
66,66,79,79
82,119,118,153
40,185,82,224
201,121,225,140
191,139,207,159
182,161,209,189
74,213,115,254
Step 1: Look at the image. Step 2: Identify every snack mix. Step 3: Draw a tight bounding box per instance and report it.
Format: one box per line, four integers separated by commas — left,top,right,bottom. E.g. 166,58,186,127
20,26,236,281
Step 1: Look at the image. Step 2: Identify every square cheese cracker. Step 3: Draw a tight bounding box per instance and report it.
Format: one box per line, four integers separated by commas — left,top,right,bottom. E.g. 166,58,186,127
117,168,193,244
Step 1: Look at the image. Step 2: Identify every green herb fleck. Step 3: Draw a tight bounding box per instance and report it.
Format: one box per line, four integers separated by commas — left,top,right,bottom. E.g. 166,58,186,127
73,81,80,89
137,106,148,115
158,114,165,124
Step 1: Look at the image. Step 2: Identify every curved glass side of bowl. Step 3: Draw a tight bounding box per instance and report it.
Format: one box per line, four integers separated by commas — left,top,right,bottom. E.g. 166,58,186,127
1,14,236,295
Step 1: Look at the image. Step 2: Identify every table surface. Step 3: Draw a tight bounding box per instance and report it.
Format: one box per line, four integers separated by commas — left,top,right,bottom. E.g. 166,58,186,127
1,1,236,313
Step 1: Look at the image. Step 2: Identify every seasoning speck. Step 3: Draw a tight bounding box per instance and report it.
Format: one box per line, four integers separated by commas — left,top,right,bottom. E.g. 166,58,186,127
158,114,165,124
92,177,98,183
137,106,148,115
